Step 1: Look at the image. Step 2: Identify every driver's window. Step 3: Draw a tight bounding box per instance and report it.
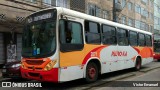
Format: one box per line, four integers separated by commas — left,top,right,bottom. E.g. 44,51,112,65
60,20,83,44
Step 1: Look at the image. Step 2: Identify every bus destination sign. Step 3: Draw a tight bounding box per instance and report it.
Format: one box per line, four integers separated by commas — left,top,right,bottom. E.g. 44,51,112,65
27,10,56,23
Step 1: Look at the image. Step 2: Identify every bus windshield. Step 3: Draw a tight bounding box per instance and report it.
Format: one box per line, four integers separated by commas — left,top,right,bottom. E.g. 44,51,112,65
22,21,56,57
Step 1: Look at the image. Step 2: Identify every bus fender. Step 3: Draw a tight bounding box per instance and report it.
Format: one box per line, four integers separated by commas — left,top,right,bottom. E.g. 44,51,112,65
83,58,102,78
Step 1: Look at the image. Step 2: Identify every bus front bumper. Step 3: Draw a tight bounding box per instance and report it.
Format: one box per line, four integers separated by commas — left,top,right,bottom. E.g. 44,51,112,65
20,67,58,82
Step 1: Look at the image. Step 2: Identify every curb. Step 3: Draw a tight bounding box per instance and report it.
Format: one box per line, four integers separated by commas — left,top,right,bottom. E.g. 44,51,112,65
139,66,160,73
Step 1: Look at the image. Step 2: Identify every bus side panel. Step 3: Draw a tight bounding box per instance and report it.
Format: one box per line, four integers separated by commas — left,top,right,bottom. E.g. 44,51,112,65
117,46,138,70
100,46,138,74
59,45,103,82
138,47,153,65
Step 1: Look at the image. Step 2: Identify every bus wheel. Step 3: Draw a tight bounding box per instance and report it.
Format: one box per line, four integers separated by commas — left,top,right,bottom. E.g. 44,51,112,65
86,62,98,83
135,57,141,71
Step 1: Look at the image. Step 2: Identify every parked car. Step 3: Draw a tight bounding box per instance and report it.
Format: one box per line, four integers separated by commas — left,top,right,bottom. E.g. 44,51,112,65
153,52,160,61
2,61,22,79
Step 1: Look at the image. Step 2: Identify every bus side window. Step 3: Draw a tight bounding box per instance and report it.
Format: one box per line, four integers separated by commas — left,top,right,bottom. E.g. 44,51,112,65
138,33,145,46
102,24,116,45
145,35,152,47
59,19,84,52
117,28,128,46
129,31,138,46
85,21,101,44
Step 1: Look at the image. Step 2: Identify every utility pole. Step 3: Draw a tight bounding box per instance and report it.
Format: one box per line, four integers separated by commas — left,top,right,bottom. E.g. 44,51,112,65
113,0,116,22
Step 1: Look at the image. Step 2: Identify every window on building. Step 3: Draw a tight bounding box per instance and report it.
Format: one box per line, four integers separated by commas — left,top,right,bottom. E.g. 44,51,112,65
128,2,133,10
122,0,126,8
57,0,68,8
141,7,147,17
25,0,37,3
103,10,109,19
121,15,126,25
155,4,159,11
150,25,153,33
141,0,148,4
145,35,152,46
150,13,154,19
135,4,141,13
102,25,116,45
146,11,149,17
141,22,146,30
88,4,95,16
154,16,159,25
117,28,128,46
115,0,118,3
88,4,101,17
158,18,160,25
159,7,160,14
150,1,154,7
96,6,101,17
145,24,149,31
129,31,138,46
116,16,119,23
138,33,145,46
43,0,52,6
128,18,133,27
135,20,140,29
85,21,101,44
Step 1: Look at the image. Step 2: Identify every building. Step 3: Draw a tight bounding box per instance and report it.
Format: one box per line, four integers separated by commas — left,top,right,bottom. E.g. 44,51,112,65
154,0,160,40
83,0,154,33
0,0,154,65
0,0,71,65
0,0,40,65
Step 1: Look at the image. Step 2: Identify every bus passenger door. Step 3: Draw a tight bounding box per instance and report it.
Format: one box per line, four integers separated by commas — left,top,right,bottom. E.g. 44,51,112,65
59,16,85,81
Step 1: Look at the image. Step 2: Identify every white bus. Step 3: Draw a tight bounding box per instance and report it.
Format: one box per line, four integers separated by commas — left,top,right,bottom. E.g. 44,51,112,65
21,7,153,83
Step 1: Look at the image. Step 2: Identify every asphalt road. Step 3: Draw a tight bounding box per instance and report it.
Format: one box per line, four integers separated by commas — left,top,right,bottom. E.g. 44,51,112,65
0,61,160,90
89,62,160,90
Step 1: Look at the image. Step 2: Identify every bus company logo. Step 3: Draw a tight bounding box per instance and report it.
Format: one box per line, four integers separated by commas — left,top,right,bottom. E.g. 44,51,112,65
32,66,35,70
111,51,128,57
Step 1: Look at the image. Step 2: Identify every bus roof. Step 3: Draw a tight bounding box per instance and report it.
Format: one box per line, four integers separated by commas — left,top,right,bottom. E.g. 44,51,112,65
29,7,152,35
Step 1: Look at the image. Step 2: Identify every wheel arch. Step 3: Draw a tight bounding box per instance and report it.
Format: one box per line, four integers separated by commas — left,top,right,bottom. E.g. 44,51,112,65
83,58,102,78
135,55,142,66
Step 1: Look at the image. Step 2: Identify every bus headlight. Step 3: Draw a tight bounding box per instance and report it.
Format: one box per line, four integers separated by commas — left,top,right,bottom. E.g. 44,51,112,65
44,60,57,71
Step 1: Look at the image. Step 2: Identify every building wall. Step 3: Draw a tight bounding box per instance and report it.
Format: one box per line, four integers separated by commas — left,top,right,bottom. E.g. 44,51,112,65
0,0,72,65
73,0,154,33
0,0,42,65
154,0,160,40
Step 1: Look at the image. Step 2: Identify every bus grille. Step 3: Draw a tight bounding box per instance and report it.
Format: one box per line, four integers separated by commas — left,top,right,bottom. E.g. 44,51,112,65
28,72,40,77
26,60,44,65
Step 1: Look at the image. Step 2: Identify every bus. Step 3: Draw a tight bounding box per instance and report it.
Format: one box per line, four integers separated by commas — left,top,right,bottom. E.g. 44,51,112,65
21,7,153,83
153,40,160,61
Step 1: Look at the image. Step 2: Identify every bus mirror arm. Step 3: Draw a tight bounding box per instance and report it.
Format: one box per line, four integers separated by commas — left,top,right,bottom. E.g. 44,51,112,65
60,14,68,20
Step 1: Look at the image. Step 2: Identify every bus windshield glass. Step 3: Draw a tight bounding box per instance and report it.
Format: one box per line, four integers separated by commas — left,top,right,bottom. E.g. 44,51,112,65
22,9,57,58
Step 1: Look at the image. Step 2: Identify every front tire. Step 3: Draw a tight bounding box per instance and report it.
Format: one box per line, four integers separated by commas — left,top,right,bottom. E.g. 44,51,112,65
85,62,98,83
